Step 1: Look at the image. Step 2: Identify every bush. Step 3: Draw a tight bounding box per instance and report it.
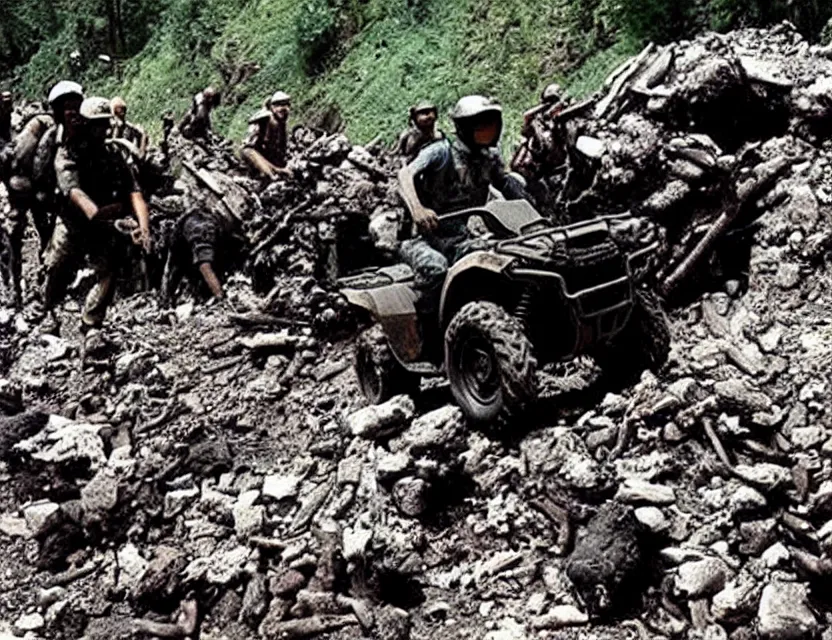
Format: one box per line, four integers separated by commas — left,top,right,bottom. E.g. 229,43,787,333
708,0,832,40
295,0,342,75
607,0,692,44
709,0,779,31
18,19,80,97
0,1,59,74
822,17,832,45
120,0,168,55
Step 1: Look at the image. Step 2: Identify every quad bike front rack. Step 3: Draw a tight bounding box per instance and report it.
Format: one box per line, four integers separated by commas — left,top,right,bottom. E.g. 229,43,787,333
498,214,660,344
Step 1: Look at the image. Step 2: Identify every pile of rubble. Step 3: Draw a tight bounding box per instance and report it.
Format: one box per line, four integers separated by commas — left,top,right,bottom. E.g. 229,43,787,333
137,124,401,334
4,21,832,640
527,21,832,301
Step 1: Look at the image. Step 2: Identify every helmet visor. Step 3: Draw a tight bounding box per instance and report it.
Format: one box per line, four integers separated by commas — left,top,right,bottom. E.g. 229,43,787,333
468,111,502,147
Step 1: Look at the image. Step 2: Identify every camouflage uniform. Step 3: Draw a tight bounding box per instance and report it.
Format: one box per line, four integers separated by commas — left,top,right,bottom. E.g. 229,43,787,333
1,115,60,305
243,109,288,168
400,138,527,289
45,137,141,327
179,91,214,140
111,119,148,158
394,126,445,164
161,204,240,304
6,114,57,237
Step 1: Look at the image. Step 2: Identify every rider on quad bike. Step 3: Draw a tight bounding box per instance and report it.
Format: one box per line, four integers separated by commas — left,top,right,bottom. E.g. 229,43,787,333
342,98,670,425
397,95,530,310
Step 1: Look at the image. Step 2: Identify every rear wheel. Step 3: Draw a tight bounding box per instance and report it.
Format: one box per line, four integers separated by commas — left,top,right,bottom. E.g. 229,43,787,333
355,325,420,404
593,288,670,384
445,301,537,423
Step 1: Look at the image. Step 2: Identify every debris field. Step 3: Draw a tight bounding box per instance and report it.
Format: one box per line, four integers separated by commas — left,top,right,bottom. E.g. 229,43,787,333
2,22,832,640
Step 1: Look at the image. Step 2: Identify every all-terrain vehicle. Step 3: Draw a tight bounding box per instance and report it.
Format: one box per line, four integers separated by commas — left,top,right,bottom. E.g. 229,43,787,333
340,199,670,423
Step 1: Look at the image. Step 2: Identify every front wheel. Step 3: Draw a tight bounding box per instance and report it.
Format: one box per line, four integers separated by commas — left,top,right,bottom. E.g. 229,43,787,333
445,301,537,423
355,326,420,404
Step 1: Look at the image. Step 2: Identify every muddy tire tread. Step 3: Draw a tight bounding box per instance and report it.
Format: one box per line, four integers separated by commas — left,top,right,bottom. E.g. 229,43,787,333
355,325,419,403
445,301,537,422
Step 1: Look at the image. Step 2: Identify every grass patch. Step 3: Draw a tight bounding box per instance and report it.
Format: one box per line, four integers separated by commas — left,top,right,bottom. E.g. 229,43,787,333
564,37,642,98
15,0,644,150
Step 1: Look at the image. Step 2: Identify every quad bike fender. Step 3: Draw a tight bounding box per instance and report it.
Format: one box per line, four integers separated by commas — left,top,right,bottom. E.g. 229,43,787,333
342,284,423,363
440,251,515,328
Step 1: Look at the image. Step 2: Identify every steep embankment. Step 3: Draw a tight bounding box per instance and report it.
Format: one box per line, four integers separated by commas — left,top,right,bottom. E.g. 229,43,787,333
6,0,832,145
6,20,832,640
103,0,639,145
8,0,635,144
8,0,828,146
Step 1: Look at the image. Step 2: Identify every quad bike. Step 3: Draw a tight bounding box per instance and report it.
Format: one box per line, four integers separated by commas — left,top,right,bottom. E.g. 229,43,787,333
340,199,670,423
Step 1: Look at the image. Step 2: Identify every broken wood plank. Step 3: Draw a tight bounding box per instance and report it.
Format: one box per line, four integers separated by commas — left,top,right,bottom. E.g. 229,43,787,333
595,43,656,119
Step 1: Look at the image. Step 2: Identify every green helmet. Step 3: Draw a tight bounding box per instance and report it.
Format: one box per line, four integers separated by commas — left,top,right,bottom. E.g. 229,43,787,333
449,95,502,122
80,96,113,121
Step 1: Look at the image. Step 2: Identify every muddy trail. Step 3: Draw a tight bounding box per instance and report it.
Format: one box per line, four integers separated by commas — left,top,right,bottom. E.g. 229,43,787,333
3,22,832,640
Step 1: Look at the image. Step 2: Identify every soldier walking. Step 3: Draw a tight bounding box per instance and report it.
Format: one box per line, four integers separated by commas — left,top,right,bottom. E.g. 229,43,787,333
110,97,148,159
179,86,220,141
1,81,83,308
45,97,151,331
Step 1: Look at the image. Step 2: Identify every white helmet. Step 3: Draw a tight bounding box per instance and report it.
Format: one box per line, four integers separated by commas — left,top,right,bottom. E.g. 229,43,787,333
449,95,503,148
48,81,84,107
449,95,502,121
269,91,291,106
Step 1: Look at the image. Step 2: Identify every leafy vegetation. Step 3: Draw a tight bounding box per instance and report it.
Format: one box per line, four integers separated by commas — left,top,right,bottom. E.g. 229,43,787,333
1,0,830,145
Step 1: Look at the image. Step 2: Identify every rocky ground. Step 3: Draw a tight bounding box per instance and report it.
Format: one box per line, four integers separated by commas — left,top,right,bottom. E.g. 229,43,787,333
3,21,832,640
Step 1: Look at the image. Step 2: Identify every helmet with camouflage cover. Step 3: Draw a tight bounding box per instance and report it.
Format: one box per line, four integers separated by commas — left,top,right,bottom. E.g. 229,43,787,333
449,95,503,148
48,81,84,107
410,100,437,120
111,96,127,113
269,91,291,106
80,96,113,121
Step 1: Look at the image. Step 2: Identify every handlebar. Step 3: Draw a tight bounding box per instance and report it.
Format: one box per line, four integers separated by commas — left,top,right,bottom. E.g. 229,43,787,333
432,200,545,238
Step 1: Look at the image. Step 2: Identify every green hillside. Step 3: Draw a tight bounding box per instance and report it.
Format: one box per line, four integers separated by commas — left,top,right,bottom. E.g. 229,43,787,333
1,0,829,146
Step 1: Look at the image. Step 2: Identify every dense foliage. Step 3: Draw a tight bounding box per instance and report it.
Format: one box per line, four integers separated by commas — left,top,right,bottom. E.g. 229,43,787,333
1,0,829,143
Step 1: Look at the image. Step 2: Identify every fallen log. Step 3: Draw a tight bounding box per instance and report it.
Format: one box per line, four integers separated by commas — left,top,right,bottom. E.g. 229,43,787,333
261,614,358,639
661,155,797,295
133,599,198,638
530,496,572,554
595,43,656,119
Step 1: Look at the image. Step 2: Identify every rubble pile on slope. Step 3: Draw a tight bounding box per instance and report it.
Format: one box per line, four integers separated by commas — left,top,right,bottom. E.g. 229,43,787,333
2,23,832,640
529,22,832,299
